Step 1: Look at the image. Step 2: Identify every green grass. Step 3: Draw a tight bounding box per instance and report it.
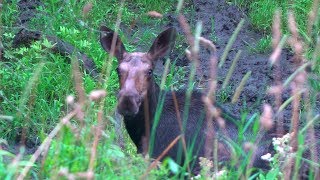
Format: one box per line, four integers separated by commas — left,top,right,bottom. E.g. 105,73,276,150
229,0,319,56
0,0,175,178
229,0,318,34
1,0,175,141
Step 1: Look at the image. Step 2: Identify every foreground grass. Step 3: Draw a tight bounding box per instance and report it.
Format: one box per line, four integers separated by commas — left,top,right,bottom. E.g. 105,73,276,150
0,0,175,178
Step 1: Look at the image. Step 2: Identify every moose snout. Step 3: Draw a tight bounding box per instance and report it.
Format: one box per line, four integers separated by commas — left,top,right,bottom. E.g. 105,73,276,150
117,91,141,116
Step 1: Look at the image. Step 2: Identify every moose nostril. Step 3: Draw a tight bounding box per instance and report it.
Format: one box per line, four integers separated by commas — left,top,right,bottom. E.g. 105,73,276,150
117,93,140,116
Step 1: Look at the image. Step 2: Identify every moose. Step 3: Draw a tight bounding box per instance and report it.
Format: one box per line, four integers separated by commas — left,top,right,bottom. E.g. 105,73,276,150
99,26,290,174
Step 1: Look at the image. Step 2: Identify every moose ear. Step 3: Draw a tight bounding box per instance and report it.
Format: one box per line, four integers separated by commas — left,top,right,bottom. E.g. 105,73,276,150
148,27,177,61
100,26,127,61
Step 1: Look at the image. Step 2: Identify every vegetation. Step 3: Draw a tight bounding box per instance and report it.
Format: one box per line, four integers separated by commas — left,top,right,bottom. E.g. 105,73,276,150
0,0,319,179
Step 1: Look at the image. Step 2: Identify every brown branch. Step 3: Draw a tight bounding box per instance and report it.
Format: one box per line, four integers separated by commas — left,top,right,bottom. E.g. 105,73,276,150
141,135,182,179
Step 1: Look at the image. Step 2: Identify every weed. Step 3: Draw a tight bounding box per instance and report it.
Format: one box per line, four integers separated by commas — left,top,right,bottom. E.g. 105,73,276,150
250,35,272,53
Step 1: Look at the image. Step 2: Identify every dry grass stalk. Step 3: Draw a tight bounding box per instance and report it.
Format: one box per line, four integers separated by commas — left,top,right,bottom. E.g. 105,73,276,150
269,35,287,66
17,62,45,147
141,135,182,179
71,57,86,124
71,57,86,107
59,168,94,180
178,14,202,77
283,82,301,180
260,104,274,131
287,11,304,65
231,71,251,103
82,2,93,16
166,14,203,175
307,0,320,42
199,36,218,98
178,14,194,50
272,10,282,49
89,89,106,101
270,10,284,136
246,104,274,177
283,10,311,179
99,0,125,85
147,11,163,18
171,89,191,174
219,19,245,68
88,110,104,180
8,147,24,177
202,96,218,159
222,50,242,89
17,110,78,180
199,36,221,173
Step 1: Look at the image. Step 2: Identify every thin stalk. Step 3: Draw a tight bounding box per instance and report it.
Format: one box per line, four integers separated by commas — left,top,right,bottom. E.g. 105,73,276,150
219,19,245,68
231,71,251,103
222,50,242,89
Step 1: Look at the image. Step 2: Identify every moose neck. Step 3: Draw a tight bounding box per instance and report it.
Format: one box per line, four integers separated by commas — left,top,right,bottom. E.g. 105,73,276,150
122,77,159,153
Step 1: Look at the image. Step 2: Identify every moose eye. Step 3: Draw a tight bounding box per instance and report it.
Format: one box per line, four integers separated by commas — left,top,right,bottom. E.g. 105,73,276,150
147,69,153,76
116,67,120,73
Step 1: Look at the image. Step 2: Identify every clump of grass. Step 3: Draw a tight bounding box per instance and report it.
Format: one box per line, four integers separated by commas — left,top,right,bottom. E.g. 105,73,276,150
230,0,316,34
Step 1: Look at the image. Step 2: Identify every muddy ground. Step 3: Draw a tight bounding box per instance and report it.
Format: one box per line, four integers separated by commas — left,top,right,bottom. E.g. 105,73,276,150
163,0,319,125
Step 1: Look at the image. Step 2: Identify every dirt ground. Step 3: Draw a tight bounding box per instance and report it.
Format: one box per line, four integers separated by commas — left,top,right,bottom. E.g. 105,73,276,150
164,0,320,125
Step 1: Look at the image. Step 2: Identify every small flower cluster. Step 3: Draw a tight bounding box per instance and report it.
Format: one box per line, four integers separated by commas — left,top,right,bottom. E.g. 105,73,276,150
192,157,226,179
261,133,295,164
272,133,293,158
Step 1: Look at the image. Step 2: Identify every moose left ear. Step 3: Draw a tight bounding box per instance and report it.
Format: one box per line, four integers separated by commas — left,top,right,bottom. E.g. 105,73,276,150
147,27,177,61
100,26,127,61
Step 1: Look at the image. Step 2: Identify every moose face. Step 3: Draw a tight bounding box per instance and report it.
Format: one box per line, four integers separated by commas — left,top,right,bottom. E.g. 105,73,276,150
100,26,176,116
115,52,154,116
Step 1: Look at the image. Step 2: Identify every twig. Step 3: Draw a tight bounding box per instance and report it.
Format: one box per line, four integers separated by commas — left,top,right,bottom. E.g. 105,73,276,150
141,135,182,179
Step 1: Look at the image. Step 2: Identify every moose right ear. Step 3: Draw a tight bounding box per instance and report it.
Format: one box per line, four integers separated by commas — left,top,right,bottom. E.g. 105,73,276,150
148,27,177,61
100,26,126,61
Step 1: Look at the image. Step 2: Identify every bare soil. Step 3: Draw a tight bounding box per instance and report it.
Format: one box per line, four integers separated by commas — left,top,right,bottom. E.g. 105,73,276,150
152,0,318,127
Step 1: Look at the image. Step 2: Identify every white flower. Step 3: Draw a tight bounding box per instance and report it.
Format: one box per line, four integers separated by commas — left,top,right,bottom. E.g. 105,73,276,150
261,153,274,162
216,170,226,177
